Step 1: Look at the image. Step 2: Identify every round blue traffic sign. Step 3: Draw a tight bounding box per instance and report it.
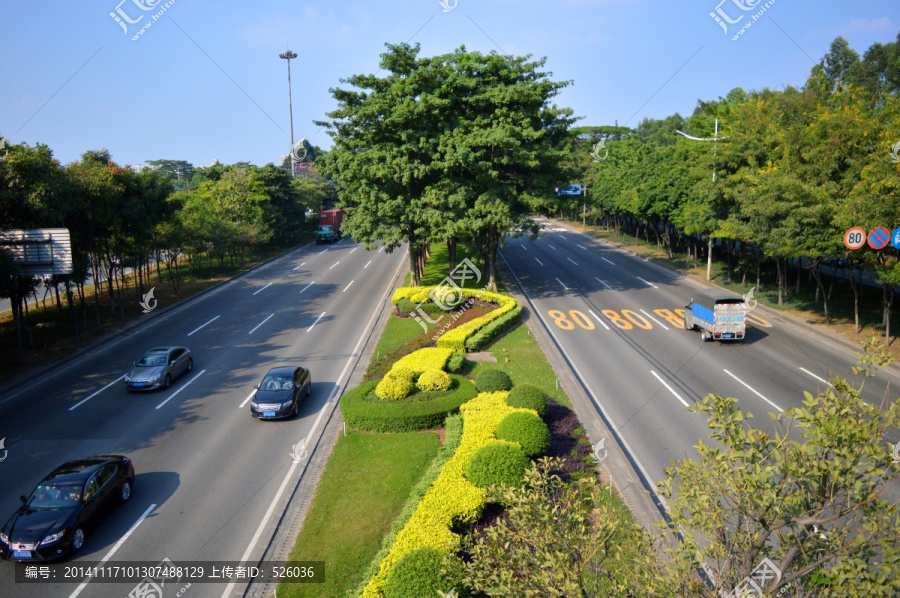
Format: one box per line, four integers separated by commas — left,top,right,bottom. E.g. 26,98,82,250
893,228,900,249
868,227,890,250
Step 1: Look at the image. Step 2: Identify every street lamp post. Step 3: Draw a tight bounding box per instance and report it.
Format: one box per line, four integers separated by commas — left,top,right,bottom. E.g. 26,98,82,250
676,118,727,281
279,48,298,178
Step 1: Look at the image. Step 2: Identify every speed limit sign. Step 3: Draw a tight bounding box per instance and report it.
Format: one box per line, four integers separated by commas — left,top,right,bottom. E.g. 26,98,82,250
844,227,866,250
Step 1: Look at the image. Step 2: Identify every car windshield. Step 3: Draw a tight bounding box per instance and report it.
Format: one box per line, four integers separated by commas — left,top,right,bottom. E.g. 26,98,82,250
259,375,293,391
136,354,167,367
26,483,82,509
319,226,332,231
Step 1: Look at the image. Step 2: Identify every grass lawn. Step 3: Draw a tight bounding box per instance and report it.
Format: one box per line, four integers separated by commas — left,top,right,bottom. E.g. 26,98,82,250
465,322,572,408
280,430,440,598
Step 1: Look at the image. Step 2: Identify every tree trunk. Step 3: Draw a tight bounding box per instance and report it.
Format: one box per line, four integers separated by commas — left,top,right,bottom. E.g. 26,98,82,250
706,237,713,281
11,291,24,365
408,230,420,286
448,237,457,273
776,257,784,306
795,260,802,294
811,261,829,324
885,283,895,346
850,265,860,333
486,228,499,292
65,279,78,341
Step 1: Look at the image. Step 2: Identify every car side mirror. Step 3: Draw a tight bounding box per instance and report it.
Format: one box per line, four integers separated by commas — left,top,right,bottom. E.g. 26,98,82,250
254,384,259,390
20,495,26,504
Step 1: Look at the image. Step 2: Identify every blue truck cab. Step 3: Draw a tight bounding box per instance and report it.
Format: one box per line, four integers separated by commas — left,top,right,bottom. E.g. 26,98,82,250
683,288,746,342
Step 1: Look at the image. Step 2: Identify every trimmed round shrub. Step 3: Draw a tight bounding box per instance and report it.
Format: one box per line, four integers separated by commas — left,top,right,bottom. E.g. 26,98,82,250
506,384,548,417
475,369,512,392
464,440,530,488
384,547,454,598
376,370,416,401
495,411,551,457
341,376,477,432
417,369,452,392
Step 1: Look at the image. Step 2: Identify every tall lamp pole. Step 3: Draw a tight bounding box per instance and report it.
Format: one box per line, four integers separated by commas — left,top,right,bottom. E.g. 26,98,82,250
279,48,298,177
676,118,727,281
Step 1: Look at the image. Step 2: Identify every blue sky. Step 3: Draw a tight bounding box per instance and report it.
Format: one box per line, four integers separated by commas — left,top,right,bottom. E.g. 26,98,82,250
1,0,898,168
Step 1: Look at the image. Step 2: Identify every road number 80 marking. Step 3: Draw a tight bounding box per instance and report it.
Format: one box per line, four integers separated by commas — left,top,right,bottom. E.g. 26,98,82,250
548,310,595,330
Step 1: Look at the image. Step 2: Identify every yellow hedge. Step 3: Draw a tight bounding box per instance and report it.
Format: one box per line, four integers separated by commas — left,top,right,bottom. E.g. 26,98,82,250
375,368,416,400
360,391,525,598
416,370,453,392
392,347,454,375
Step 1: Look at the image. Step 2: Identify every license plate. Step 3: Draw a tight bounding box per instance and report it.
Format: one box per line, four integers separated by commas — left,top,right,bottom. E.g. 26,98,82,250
12,550,31,559
263,411,276,417
723,334,733,338
133,382,144,387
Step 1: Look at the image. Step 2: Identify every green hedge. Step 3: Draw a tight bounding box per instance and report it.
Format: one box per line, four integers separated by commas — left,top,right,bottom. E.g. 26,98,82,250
506,384,548,418
341,376,477,432
495,411,551,457
351,415,464,598
383,547,454,598
464,440,530,489
475,369,513,393
464,303,523,351
446,352,467,373
397,297,447,317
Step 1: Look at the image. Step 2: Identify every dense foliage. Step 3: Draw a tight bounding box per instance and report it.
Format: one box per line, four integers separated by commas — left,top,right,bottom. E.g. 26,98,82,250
506,384,549,417
475,369,513,392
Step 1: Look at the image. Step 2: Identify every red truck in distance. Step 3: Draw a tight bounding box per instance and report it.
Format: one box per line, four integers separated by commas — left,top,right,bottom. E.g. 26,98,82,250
317,209,345,244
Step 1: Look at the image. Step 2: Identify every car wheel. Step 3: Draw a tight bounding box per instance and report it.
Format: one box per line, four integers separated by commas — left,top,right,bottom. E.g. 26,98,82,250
71,528,85,553
163,374,172,389
187,358,194,372
701,330,709,342
307,379,311,398
120,479,133,503
293,402,299,418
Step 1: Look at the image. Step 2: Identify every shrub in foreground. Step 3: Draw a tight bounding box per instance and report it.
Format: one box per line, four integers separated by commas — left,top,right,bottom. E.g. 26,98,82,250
383,547,459,598
417,369,453,392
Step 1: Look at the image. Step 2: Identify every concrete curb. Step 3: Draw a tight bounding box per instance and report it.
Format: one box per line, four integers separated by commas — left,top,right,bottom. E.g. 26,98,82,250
547,218,900,380
0,241,314,400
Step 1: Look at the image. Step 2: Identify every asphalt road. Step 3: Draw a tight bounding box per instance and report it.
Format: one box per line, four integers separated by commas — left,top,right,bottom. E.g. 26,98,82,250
0,238,406,598
500,218,900,498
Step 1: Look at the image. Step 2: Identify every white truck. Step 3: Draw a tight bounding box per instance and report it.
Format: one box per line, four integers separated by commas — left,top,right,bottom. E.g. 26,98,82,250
683,288,747,342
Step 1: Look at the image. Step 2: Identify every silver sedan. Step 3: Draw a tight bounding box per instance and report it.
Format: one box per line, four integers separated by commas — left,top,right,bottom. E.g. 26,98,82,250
124,347,194,391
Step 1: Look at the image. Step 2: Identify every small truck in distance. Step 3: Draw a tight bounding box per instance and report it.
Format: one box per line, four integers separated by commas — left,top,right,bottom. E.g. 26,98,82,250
316,209,345,244
683,288,747,342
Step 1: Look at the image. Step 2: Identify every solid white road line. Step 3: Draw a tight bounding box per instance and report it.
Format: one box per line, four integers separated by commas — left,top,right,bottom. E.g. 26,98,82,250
651,371,690,407
68,503,158,598
69,375,126,411
602,257,616,266
249,314,274,334
155,370,206,410
187,315,220,337
535,258,545,266
588,309,611,330
292,262,306,271
240,388,257,408
799,367,832,387
220,249,408,598
343,280,355,293
555,277,569,290
640,309,669,330
594,277,612,290
329,261,340,270
723,369,784,412
364,260,372,269
307,312,326,332
637,276,658,288
567,257,579,266
299,282,315,295
252,283,273,296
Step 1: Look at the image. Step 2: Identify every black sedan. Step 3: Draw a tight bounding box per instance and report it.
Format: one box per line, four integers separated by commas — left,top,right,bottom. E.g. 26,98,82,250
250,366,311,420
124,346,193,391
0,456,135,562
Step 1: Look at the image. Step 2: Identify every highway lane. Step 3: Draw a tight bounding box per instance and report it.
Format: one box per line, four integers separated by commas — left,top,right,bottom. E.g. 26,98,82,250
0,239,406,598
501,218,900,492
